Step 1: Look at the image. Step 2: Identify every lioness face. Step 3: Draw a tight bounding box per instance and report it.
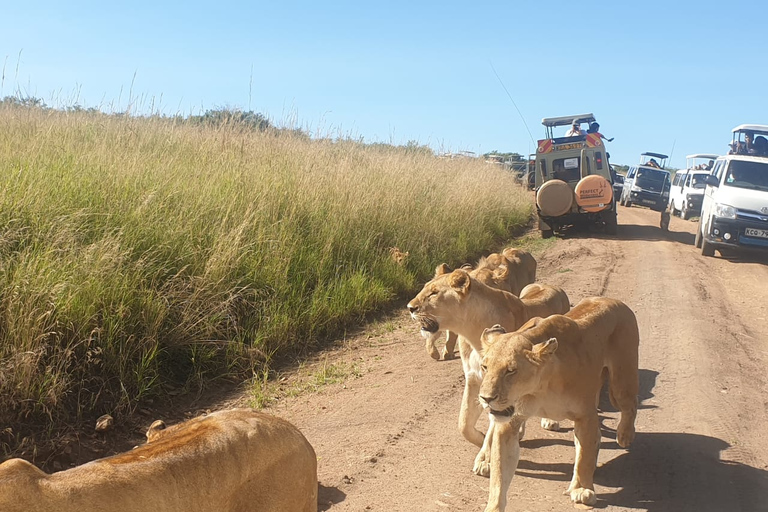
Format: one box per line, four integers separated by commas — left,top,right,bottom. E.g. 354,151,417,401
478,326,558,419
406,268,470,343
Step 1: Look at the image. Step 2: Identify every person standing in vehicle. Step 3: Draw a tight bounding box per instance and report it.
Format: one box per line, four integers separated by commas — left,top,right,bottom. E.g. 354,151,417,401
587,122,614,142
565,120,585,137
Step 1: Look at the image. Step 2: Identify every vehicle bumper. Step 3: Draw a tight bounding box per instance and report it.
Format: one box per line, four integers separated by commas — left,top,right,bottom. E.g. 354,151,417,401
628,190,666,211
705,217,768,251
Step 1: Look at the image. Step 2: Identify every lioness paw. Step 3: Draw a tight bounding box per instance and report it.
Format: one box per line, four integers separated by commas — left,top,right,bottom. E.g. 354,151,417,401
441,347,455,360
540,418,560,431
472,451,490,478
428,346,441,360
570,488,597,506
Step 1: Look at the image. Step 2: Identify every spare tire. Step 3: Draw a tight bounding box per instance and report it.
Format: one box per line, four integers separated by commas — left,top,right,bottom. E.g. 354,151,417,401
574,175,613,212
537,179,573,217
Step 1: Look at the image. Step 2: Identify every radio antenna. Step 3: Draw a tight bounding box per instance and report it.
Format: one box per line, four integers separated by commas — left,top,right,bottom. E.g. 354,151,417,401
490,61,535,145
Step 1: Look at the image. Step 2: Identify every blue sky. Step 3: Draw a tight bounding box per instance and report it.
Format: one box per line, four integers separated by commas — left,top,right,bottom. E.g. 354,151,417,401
2,1,767,168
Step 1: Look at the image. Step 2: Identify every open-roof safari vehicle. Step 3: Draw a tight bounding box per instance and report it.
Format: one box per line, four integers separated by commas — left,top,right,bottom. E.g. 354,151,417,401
696,124,768,257
534,113,616,238
668,153,719,220
619,152,671,211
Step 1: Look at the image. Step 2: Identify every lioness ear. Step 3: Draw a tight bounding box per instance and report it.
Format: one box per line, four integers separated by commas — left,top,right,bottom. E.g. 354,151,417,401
492,264,509,282
435,263,451,277
448,269,471,294
480,324,506,349
524,338,558,366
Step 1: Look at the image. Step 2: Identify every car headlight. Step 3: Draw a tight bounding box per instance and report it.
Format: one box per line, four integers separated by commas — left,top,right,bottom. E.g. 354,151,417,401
713,203,737,219
631,185,642,192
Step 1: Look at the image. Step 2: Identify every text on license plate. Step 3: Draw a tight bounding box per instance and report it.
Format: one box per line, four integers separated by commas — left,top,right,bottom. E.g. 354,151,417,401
641,199,655,204
745,227,768,238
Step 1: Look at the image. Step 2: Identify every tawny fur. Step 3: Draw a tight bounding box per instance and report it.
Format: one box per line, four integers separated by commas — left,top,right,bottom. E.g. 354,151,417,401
477,297,639,511
406,269,570,452
0,409,318,512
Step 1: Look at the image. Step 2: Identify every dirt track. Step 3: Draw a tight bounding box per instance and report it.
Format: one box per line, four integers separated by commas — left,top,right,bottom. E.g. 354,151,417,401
263,205,768,512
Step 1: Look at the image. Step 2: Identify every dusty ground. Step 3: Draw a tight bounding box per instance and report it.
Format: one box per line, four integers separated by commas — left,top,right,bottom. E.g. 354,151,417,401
43,205,768,511
261,205,768,512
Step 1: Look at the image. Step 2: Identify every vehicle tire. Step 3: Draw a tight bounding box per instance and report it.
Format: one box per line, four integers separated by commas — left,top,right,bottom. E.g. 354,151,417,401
694,224,703,248
625,199,633,208
541,229,554,239
682,205,690,220
701,237,715,257
604,210,618,235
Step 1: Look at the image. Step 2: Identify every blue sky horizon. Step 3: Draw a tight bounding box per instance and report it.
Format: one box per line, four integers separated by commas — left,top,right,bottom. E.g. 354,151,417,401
3,1,767,169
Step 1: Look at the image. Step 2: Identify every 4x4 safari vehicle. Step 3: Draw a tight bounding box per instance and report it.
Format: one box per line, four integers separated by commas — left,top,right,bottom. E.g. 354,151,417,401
534,114,616,238
620,152,671,211
696,124,768,257
668,153,718,220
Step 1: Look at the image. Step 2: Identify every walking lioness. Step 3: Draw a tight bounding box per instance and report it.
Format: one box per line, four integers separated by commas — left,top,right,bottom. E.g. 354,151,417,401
477,297,639,511
407,268,569,451
0,409,318,512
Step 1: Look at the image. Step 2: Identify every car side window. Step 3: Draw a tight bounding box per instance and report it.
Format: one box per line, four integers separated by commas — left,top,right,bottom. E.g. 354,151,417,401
672,173,680,186
713,161,725,181
685,174,691,187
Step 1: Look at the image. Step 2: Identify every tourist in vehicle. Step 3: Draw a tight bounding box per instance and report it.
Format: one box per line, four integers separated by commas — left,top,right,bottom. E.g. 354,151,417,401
565,120,585,137
647,158,661,169
587,122,614,142
752,135,768,156
744,132,754,153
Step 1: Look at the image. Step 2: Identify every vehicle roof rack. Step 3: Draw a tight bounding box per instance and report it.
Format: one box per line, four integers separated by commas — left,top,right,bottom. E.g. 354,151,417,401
685,153,719,160
732,124,768,135
640,152,669,159
541,113,596,128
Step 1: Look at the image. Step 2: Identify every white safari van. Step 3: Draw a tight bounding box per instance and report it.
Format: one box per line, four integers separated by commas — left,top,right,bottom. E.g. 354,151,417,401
620,152,671,211
696,125,768,257
669,153,719,220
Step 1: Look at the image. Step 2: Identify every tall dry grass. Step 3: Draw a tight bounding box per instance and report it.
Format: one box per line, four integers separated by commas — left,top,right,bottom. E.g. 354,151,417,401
0,104,532,455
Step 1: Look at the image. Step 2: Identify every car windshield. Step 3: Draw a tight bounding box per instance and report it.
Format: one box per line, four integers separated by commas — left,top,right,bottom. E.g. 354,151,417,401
615,175,624,183
725,160,768,192
690,174,708,189
636,168,668,190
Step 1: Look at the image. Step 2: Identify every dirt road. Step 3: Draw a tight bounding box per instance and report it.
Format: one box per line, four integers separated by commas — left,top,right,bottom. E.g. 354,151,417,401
259,205,768,512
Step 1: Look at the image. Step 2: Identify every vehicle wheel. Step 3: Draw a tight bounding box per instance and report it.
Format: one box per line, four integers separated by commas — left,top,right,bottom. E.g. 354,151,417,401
681,205,690,220
694,225,703,248
619,194,626,207
541,229,554,239
604,210,618,235
625,200,633,208
701,237,715,257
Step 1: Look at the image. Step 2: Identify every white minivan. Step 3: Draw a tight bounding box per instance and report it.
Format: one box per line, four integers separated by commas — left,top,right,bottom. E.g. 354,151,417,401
669,153,719,220
696,125,768,257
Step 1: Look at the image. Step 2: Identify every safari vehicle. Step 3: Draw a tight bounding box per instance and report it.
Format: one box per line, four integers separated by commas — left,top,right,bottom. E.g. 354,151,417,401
668,153,719,220
611,170,625,200
620,152,671,211
695,125,768,257
533,113,617,238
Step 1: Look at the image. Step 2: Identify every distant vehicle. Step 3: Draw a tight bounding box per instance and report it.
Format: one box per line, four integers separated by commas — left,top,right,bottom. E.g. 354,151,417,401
611,170,625,200
696,125,768,257
620,152,671,211
669,153,719,220
533,113,617,238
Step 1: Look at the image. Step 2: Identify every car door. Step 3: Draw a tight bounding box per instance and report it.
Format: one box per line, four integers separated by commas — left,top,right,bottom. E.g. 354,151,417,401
623,166,636,199
700,160,725,233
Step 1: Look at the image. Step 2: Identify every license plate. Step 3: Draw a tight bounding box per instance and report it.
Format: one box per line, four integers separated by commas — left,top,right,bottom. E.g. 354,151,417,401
641,199,656,205
745,227,768,238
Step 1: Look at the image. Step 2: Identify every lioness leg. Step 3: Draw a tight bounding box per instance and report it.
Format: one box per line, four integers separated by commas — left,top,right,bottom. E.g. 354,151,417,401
473,415,494,477
442,330,458,360
459,337,485,447
484,417,523,512
608,363,638,448
566,414,600,506
425,331,441,360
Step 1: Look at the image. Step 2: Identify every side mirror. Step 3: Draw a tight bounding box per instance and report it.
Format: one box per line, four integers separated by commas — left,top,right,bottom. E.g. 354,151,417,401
704,174,720,187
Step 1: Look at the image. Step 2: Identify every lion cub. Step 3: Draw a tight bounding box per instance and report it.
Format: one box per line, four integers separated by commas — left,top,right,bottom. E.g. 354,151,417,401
0,409,318,512
478,297,639,511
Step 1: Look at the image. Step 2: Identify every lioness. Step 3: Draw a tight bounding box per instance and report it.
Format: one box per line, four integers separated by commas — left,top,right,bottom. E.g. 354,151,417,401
407,268,569,450
0,409,318,512
428,248,537,361
477,297,639,511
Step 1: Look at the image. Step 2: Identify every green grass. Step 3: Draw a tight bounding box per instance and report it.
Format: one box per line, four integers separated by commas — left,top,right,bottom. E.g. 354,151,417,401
0,104,533,457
